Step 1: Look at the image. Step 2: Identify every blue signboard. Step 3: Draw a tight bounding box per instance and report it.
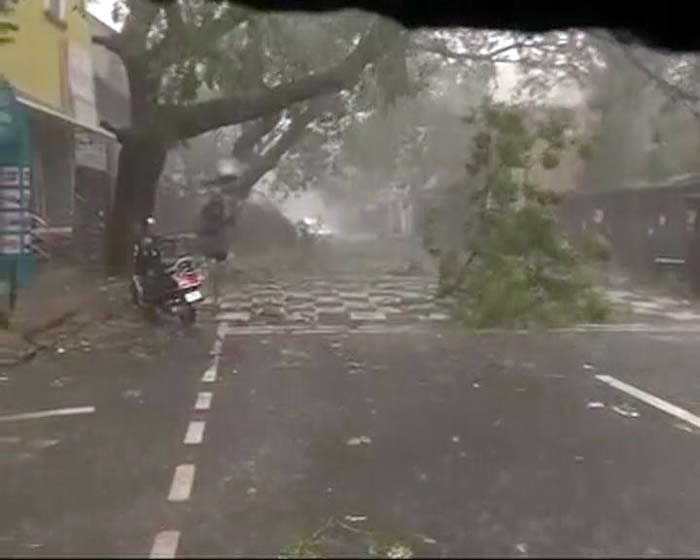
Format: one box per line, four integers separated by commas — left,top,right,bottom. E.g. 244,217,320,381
0,82,33,293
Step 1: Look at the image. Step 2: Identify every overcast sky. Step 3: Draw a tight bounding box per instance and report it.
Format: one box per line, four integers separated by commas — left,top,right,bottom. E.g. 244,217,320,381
88,0,120,30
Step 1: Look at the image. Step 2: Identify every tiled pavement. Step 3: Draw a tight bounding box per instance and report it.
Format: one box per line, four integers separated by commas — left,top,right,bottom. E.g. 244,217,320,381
215,275,452,327
604,288,700,323
211,275,700,332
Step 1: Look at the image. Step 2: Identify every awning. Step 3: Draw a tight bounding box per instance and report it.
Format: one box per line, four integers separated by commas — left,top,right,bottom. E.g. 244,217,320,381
16,95,116,140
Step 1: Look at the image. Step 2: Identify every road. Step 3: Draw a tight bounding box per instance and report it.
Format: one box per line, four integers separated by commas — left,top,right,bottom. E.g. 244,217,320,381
4,257,700,556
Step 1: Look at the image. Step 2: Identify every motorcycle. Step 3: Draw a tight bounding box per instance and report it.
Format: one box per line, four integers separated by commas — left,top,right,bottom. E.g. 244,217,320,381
130,255,205,325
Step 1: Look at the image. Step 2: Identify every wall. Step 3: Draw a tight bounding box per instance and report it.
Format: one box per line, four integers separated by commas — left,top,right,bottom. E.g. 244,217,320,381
0,0,92,114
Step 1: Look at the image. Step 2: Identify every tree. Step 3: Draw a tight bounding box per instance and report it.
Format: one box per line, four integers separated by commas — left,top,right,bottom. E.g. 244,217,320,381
423,104,609,328
578,31,700,188
95,0,404,270
0,0,18,45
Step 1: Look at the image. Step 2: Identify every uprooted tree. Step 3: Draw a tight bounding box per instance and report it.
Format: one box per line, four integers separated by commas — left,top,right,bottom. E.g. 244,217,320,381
423,104,610,328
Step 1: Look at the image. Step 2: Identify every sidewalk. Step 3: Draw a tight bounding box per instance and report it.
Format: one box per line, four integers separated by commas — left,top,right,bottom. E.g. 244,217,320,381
0,266,125,365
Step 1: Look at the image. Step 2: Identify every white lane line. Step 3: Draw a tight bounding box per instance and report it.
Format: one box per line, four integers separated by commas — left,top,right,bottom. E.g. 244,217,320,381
150,530,180,559
596,374,700,430
168,464,195,502
184,420,206,445
194,392,212,411
202,364,217,383
0,406,95,423
216,322,228,339
202,357,218,383
211,339,222,356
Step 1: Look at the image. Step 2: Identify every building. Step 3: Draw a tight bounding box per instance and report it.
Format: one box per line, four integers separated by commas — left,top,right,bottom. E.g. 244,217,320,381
0,0,117,266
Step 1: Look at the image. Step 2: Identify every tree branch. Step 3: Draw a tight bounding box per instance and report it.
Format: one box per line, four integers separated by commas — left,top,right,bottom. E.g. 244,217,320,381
119,0,160,57
92,33,124,55
224,98,333,198
590,30,700,120
161,18,389,141
411,38,529,61
232,112,284,160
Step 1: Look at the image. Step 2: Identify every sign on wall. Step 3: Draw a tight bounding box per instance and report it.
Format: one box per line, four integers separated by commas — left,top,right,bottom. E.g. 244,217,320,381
0,84,32,280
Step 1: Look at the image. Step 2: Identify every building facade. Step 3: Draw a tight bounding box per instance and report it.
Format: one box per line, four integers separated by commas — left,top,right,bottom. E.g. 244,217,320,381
0,0,117,265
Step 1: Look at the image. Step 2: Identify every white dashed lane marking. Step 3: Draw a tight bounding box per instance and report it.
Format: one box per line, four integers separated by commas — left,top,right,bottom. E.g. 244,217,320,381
596,374,700,430
202,362,218,383
168,464,196,502
184,420,206,445
150,530,181,559
150,330,223,557
194,392,213,411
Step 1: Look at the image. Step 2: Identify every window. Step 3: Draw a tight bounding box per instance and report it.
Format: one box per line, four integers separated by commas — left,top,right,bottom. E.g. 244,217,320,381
44,0,67,25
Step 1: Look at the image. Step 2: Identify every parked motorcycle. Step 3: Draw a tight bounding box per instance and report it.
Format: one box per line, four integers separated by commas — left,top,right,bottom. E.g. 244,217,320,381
130,255,205,325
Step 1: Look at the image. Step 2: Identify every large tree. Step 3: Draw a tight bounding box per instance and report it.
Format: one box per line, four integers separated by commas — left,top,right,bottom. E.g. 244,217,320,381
96,0,404,270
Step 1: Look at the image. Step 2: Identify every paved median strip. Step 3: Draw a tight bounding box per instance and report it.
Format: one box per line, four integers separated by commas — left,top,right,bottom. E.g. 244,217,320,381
595,374,700,430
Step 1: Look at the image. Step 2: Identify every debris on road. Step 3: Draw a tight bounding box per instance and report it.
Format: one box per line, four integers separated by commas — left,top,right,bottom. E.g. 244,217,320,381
29,438,60,449
122,389,143,401
675,422,699,434
385,542,414,559
246,487,257,497
611,403,640,418
587,401,605,409
583,363,595,371
344,514,367,523
55,347,66,354
473,381,481,389
281,348,310,360
346,435,372,446
451,435,461,443
574,455,585,463
515,542,528,554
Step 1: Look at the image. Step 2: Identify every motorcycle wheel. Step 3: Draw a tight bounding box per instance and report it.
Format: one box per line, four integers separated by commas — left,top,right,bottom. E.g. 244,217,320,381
180,305,197,326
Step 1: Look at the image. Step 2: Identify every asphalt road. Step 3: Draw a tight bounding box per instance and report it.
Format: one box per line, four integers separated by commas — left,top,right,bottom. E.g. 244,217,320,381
4,268,700,557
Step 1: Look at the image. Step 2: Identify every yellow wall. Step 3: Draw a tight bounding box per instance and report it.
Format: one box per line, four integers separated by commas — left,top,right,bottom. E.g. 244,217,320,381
0,0,91,113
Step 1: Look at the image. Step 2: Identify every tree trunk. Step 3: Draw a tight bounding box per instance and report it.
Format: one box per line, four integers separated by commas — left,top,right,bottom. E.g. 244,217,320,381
106,132,167,273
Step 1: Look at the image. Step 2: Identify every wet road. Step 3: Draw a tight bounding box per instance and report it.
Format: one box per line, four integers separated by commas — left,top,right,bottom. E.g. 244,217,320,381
4,273,700,556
